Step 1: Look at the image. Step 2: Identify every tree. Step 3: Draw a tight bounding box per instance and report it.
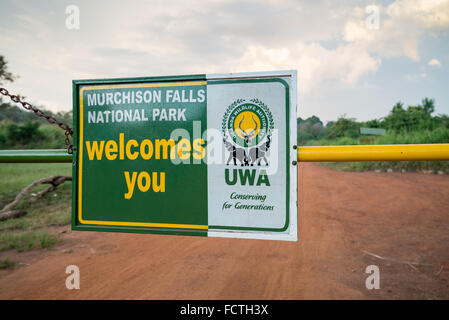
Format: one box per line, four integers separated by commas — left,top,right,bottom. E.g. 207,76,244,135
0,55,16,85
7,121,43,144
326,117,360,139
422,98,435,116
384,98,437,132
364,119,382,128
297,115,326,144
305,115,323,126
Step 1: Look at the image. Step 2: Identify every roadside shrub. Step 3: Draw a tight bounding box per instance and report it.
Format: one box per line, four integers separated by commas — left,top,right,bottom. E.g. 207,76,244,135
6,121,43,145
0,132,5,147
0,231,59,252
0,121,66,149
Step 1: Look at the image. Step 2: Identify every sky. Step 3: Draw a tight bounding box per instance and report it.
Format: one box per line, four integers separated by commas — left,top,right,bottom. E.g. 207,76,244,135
0,0,448,124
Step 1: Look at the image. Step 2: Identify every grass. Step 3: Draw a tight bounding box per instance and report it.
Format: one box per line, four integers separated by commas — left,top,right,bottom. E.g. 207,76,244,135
0,231,59,252
0,163,72,252
319,161,449,173
307,128,449,147
0,257,16,270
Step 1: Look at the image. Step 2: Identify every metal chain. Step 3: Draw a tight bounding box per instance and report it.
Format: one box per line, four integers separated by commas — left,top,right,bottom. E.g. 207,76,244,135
0,87,73,154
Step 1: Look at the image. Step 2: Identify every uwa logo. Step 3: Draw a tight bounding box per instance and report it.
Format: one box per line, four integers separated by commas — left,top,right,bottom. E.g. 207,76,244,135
222,98,274,186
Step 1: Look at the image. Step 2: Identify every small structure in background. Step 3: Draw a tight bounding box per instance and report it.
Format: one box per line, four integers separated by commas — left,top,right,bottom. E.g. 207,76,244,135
359,127,386,144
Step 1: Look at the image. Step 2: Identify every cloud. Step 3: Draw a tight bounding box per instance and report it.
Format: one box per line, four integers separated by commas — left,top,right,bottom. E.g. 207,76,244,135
0,0,448,112
99,1,381,93
404,72,427,82
343,0,449,61
387,0,449,29
232,43,381,93
428,58,442,67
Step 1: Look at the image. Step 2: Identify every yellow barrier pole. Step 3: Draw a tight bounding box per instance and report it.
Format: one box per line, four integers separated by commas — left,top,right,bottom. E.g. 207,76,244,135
297,144,449,162
1,145,449,163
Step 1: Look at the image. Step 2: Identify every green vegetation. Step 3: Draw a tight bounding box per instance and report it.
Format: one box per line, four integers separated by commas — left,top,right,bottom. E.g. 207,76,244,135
298,98,449,172
1,54,72,150
0,257,16,270
318,160,448,173
0,55,15,84
0,55,72,255
0,163,72,252
0,231,59,252
0,105,72,149
297,115,327,142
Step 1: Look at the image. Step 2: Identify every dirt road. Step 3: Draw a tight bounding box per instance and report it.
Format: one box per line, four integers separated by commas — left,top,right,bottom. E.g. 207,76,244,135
1,163,448,299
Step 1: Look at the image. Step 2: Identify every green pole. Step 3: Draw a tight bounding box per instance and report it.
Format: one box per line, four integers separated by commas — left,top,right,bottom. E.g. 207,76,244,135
0,149,72,163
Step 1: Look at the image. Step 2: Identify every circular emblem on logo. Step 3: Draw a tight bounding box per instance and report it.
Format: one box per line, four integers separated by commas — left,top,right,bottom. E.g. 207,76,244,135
222,98,274,147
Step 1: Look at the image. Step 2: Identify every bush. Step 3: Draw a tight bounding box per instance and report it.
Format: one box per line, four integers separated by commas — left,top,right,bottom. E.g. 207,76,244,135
0,257,16,270
0,121,66,149
0,132,5,147
0,231,59,252
6,121,43,145
326,117,360,139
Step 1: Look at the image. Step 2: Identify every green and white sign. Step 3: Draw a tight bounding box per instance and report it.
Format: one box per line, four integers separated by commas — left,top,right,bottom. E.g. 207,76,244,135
72,70,297,241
